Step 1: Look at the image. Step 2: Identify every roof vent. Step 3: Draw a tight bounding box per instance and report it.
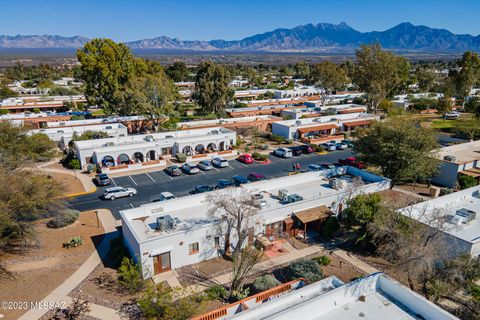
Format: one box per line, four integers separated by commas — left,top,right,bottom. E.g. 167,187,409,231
443,155,457,162
156,215,177,232
144,135,155,142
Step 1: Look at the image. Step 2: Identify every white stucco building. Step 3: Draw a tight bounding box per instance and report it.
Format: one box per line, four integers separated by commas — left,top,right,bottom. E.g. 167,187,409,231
120,168,390,278
281,103,367,120
399,185,480,258
73,127,237,170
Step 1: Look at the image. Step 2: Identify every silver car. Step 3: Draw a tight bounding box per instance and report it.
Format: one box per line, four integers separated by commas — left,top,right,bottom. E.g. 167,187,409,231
152,192,176,202
273,148,293,158
198,160,213,171
212,157,229,168
103,186,137,200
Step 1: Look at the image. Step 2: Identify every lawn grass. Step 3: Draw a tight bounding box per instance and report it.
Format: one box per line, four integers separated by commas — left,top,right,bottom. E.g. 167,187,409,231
430,119,458,129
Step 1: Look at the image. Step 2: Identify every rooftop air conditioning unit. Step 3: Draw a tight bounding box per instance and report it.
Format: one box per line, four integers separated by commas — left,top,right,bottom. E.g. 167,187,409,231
156,215,177,232
278,189,289,202
104,142,114,147
330,178,348,190
295,120,302,126
451,208,477,225
144,135,154,142
443,155,457,162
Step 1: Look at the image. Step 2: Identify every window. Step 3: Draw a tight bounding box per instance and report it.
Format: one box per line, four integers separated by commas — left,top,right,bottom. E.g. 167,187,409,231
214,236,220,248
189,242,199,255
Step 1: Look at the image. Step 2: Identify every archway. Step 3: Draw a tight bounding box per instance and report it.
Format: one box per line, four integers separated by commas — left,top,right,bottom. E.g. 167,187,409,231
102,155,115,167
207,143,217,152
147,150,156,161
195,144,205,154
118,154,130,165
182,146,193,156
219,141,226,151
133,152,144,163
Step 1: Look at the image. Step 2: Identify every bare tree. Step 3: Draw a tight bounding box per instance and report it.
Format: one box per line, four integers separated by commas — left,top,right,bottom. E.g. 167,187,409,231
230,245,264,293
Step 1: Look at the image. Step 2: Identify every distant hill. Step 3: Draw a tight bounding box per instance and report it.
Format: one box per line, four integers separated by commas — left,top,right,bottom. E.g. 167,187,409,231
1,22,479,53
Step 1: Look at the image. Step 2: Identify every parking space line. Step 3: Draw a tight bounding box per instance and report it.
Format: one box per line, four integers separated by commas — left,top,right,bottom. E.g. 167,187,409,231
111,178,117,186
129,176,138,186
213,167,220,172
168,175,174,180
145,172,156,182
130,203,134,208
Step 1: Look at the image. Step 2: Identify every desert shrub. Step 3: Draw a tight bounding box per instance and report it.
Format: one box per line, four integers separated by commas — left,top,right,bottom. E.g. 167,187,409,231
260,144,269,150
204,284,228,301
47,209,80,228
313,255,331,266
311,144,324,152
287,259,323,283
252,151,268,161
269,134,284,144
321,216,340,237
118,257,145,293
228,287,249,302
458,174,478,190
68,159,81,170
253,275,281,292
175,152,187,162
63,236,84,248
284,139,293,144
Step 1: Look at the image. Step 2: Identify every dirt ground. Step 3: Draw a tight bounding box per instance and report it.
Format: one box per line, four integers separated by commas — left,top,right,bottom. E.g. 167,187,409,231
397,182,435,198
0,211,104,320
50,171,86,195
378,189,423,209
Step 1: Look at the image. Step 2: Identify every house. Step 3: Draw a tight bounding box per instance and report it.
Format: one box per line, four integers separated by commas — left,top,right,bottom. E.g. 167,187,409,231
273,86,323,99
271,113,378,142
398,185,480,258
177,115,282,132
120,168,390,278
73,127,237,172
281,103,367,120
431,140,480,188
193,272,458,320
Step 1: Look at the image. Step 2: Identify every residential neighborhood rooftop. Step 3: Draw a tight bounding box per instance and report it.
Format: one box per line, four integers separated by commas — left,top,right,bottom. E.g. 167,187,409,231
435,140,480,164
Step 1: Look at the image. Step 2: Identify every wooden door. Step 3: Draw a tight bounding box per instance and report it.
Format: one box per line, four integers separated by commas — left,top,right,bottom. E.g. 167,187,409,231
153,252,171,274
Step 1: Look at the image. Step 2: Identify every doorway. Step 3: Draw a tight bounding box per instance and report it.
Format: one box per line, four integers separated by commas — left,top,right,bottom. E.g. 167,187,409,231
153,252,171,274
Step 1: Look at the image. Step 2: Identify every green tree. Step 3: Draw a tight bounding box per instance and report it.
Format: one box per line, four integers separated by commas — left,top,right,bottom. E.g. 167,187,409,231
193,61,232,114
354,118,439,187
165,61,190,82
76,38,140,115
344,193,382,228
415,66,436,92
117,257,145,293
309,61,348,106
454,51,480,101
293,61,310,79
458,174,478,189
353,43,410,113
454,119,480,141
0,85,18,99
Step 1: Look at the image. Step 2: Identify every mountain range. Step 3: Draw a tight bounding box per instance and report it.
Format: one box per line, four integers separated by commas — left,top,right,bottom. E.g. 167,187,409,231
1,22,479,53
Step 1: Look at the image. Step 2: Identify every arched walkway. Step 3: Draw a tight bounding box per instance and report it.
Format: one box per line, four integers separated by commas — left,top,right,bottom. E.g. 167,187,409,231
182,146,193,156
118,154,130,165
195,144,205,154
133,152,144,163
102,156,115,167
219,141,226,151
207,143,217,151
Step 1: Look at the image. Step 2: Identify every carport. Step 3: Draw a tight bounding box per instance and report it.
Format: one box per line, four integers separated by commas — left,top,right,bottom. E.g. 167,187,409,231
292,205,332,240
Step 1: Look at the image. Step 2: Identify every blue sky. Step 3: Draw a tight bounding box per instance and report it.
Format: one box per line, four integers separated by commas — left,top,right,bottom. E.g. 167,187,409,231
2,0,479,41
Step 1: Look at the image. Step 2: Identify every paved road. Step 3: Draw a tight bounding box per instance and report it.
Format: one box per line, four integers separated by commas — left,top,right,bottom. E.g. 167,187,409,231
67,149,353,218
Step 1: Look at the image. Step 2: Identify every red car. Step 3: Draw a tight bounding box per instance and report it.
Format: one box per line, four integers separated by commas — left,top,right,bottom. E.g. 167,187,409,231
338,157,365,169
237,154,253,164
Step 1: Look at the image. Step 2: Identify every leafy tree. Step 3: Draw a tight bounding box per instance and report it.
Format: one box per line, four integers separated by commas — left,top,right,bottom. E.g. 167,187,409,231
118,257,145,293
454,119,480,141
137,284,196,320
353,118,439,187
309,61,348,106
76,38,141,115
453,51,480,100
0,85,17,99
125,72,176,131
293,61,310,79
415,66,436,92
321,216,340,237
458,174,478,189
353,43,410,113
166,61,190,82
193,61,232,114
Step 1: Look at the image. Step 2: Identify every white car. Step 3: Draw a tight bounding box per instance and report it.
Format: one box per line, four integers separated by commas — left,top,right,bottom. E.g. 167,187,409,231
320,143,336,151
273,148,293,158
181,163,200,174
212,157,229,168
198,160,213,171
152,192,176,202
103,186,137,200
445,111,460,119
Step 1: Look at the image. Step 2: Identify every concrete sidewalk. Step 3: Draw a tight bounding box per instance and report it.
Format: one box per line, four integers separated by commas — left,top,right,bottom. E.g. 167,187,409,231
18,209,119,320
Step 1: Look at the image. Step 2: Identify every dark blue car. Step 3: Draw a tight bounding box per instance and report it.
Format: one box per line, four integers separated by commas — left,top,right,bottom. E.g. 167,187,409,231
217,179,234,189
232,175,249,186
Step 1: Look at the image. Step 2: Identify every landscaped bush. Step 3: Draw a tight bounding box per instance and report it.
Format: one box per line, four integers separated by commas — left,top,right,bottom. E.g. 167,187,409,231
321,216,340,237
68,159,81,170
313,255,331,266
269,133,285,144
63,236,84,248
311,144,324,152
287,259,323,283
47,209,80,228
204,284,228,301
458,174,478,190
228,287,249,302
260,144,269,150
175,152,187,162
284,139,293,144
252,275,281,292
118,257,145,293
252,151,269,161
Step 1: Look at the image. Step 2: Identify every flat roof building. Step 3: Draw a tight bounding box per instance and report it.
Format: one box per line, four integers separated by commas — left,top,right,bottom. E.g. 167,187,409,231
177,115,281,132
120,168,390,278
281,103,367,120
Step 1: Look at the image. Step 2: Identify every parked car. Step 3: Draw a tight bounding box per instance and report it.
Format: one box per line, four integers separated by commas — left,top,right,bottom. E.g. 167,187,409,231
338,157,365,169
299,145,314,154
164,165,182,176
445,111,460,119
341,139,354,148
194,185,216,194
232,175,249,186
212,157,229,168
152,192,176,202
308,164,322,171
237,154,253,164
273,147,293,158
181,163,200,174
103,186,137,200
198,160,213,171
217,179,234,189
320,143,336,151
247,172,266,182
94,173,110,186
288,146,303,156
321,163,337,170
335,142,348,150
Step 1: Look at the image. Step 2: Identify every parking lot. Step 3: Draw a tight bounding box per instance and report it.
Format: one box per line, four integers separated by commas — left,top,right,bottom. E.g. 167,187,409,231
68,149,354,218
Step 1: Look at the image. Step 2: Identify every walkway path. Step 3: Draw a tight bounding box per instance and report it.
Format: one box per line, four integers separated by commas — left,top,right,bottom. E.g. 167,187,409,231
332,249,380,274
18,209,119,320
